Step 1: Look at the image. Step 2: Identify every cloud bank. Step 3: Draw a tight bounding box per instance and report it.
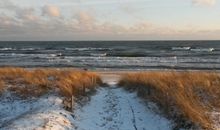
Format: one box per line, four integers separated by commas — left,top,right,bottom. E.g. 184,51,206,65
192,0,216,6
0,0,219,40
42,5,61,17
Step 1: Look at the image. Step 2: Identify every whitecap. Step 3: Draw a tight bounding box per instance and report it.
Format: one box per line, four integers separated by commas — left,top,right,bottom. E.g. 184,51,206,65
0,48,15,51
190,48,214,52
172,47,191,50
90,53,107,57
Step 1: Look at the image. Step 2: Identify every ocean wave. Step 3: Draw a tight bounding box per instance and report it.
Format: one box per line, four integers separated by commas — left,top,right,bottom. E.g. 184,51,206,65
49,54,60,57
0,53,64,58
65,47,112,51
0,53,28,56
108,52,147,57
0,48,16,51
20,48,39,51
172,47,191,50
190,48,214,52
90,53,107,57
0,47,41,51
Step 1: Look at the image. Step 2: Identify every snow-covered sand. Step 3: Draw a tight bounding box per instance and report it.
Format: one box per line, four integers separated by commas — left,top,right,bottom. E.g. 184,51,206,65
0,74,173,130
72,75,172,130
211,111,220,130
0,93,75,130
72,86,172,130
0,73,219,130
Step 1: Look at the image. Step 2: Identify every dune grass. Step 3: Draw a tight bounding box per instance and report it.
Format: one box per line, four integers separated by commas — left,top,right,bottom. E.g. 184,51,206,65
118,71,220,130
0,80,4,93
0,67,102,98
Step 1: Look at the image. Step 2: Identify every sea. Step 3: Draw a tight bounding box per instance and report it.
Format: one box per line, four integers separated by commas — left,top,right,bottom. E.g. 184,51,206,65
0,41,220,70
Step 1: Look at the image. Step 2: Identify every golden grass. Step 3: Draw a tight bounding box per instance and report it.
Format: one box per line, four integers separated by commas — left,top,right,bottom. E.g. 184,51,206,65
56,70,102,97
0,80,4,93
0,67,102,98
118,71,220,130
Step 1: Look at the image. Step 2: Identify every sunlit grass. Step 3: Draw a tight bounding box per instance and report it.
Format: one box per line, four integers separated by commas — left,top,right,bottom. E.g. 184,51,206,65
0,80,4,93
118,71,220,130
0,67,102,98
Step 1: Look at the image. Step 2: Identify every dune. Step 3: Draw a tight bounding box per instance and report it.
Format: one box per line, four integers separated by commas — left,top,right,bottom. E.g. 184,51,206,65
0,68,219,130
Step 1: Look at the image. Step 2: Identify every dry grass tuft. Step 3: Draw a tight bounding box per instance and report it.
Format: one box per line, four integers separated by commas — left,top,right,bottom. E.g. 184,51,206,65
0,80,4,93
0,67,102,98
118,71,220,130
56,71,102,97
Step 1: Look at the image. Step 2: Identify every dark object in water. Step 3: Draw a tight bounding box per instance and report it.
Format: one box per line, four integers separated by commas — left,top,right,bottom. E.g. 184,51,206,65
57,53,62,57
83,68,88,71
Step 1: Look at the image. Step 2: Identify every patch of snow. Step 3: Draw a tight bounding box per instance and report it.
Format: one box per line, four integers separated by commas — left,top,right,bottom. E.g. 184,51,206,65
0,92,75,130
211,111,220,130
0,82,173,130
72,86,173,130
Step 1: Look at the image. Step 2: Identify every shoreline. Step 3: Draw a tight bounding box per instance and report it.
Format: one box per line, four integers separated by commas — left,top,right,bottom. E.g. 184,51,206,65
1,67,220,84
2,66,220,71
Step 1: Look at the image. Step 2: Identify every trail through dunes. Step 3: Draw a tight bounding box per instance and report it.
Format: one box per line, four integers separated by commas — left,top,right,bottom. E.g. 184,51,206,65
0,74,173,130
72,81,172,130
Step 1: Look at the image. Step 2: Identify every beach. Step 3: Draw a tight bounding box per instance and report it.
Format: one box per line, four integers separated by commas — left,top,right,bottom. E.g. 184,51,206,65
0,68,219,130
0,38,220,130
1,0,220,129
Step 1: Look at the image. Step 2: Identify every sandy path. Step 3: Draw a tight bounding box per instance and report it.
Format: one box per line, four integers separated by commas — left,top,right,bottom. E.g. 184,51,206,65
0,74,172,130
72,84,172,130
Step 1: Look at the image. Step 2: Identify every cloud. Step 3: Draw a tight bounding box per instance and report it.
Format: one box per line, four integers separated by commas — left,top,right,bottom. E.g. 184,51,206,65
192,0,216,6
74,11,96,31
0,2,220,40
77,12,95,25
0,0,16,10
0,0,39,21
0,11,220,40
16,8,39,21
42,5,61,17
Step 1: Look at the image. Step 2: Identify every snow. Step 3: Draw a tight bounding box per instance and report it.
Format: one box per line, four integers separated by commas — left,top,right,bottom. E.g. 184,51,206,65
211,111,220,130
0,72,174,130
2,79,219,130
1,74,219,130
1,71,220,130
0,73,173,130
72,85,173,130
0,92,75,130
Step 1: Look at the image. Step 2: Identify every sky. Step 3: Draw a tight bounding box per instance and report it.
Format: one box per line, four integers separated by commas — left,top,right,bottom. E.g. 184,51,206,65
0,0,220,41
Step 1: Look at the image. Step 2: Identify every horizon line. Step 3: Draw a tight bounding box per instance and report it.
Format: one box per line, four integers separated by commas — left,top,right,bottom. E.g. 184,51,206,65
0,40,220,42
